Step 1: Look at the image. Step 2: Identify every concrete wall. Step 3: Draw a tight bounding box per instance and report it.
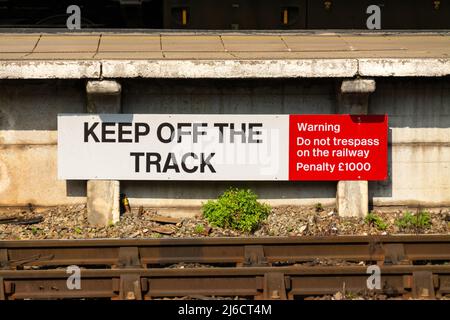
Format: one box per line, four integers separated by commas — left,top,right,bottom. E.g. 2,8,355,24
0,80,86,206
0,78,449,210
369,78,450,207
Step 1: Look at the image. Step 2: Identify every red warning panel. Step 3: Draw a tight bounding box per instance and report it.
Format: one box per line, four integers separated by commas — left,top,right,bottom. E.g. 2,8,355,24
289,115,388,181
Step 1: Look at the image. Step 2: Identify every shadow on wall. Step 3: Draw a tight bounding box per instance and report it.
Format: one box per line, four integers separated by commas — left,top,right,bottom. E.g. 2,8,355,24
66,180,338,202
121,180,338,200
368,127,393,203
66,180,87,197
0,80,85,130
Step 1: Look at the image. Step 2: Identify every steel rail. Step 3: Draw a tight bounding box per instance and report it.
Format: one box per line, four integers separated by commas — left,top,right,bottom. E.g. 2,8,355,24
1,235,449,268
1,265,450,300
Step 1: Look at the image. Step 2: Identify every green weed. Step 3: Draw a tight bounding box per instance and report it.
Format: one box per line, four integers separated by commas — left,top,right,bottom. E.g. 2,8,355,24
365,212,388,231
202,188,271,232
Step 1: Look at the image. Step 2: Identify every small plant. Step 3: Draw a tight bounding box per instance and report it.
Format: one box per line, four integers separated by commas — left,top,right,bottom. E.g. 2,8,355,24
151,232,162,238
202,188,271,232
30,226,40,235
194,224,205,234
415,211,432,229
365,212,388,231
396,211,432,231
345,291,357,300
395,211,413,229
74,226,83,234
315,203,324,213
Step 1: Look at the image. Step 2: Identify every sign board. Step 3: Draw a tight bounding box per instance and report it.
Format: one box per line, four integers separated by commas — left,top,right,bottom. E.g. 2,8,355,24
58,114,387,181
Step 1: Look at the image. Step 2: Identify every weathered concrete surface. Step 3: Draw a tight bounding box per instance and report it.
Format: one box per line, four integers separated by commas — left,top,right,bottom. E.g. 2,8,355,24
87,180,120,226
122,180,337,213
102,59,358,79
0,61,100,79
336,78,371,217
369,78,450,207
0,80,85,206
86,80,122,225
2,32,450,78
86,80,122,114
86,80,121,95
358,58,450,77
341,79,376,93
337,181,369,218
0,145,84,206
338,79,373,115
1,58,448,79
1,78,449,215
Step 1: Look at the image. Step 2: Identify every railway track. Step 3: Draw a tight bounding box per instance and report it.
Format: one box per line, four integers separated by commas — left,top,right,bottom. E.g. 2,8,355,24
0,235,449,300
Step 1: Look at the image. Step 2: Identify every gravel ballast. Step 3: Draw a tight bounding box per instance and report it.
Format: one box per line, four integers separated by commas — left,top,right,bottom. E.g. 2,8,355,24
0,205,448,240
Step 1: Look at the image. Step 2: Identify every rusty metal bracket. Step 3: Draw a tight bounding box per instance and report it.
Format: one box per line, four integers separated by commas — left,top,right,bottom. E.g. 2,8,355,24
0,281,14,300
0,249,9,269
111,247,145,299
383,244,410,265
256,272,290,300
117,247,141,268
112,274,147,300
368,240,384,259
0,277,5,300
411,271,437,299
243,245,269,267
437,275,450,295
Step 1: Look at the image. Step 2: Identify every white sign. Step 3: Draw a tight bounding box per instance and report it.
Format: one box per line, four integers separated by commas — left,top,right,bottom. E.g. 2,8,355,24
58,114,289,180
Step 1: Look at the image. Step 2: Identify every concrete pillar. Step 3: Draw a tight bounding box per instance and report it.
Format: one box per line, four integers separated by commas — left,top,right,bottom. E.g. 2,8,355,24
87,180,120,226
337,181,369,218
86,80,121,226
86,80,122,113
336,79,375,217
